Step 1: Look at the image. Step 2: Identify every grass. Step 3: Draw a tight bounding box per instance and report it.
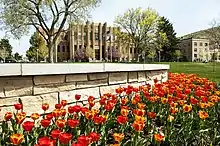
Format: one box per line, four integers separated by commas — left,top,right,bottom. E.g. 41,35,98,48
155,62,220,84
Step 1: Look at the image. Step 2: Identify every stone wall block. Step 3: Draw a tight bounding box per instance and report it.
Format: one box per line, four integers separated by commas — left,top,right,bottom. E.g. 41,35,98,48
0,93,58,120
100,85,120,95
109,72,128,85
138,72,146,82
128,72,138,83
33,82,76,95
66,74,88,82
34,75,65,85
59,87,100,103
76,79,108,89
88,73,108,80
0,77,33,97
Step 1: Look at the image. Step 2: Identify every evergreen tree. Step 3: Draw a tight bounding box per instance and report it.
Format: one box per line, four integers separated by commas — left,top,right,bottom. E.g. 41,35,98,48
0,39,13,61
157,17,179,61
26,32,48,62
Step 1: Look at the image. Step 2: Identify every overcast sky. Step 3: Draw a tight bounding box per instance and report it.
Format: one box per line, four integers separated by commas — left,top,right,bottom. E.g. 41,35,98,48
0,0,220,55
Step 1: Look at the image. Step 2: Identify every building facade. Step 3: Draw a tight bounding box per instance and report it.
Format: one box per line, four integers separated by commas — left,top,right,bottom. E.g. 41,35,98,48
179,38,211,62
53,22,136,62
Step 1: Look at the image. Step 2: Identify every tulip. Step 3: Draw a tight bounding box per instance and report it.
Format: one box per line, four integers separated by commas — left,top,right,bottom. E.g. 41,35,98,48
154,133,164,143
22,121,35,132
113,133,124,143
59,133,72,145
75,94,81,100
31,113,40,121
68,119,80,128
10,133,24,145
4,112,13,121
14,103,23,110
42,103,49,111
40,119,51,128
56,119,66,129
61,100,68,107
50,129,61,140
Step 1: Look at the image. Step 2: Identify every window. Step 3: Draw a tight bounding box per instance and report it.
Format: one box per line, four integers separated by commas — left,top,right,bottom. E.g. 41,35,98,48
58,45,60,52
67,46,70,52
205,43,208,46
95,33,99,40
194,54,197,57
62,46,65,52
200,42,203,46
204,48,207,51
130,48,132,54
74,45,77,52
194,48,197,52
194,42,197,46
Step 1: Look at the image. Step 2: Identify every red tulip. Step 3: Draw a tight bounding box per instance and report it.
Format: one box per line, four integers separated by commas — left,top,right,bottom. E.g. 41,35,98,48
77,135,91,146
50,129,61,140
55,104,62,109
40,119,51,128
61,100,68,107
56,119,66,129
22,121,35,132
14,103,23,110
116,115,128,124
37,136,55,146
4,112,13,121
59,133,72,145
75,94,81,100
68,119,80,128
72,143,83,146
68,105,81,113
88,132,100,142
42,103,49,111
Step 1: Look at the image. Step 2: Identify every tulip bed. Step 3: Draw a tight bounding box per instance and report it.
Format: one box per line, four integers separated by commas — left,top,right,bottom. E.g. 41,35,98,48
1,73,220,146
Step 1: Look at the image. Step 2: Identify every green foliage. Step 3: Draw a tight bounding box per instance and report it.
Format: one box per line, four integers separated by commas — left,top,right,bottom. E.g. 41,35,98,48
0,0,101,62
0,38,13,60
114,7,161,55
157,16,179,61
26,32,48,62
13,52,23,61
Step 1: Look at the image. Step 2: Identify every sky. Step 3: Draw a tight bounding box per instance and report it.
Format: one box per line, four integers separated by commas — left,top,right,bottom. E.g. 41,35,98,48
0,0,220,55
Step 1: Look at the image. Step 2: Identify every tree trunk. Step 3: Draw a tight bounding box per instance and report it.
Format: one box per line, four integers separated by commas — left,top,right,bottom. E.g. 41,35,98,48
48,43,54,63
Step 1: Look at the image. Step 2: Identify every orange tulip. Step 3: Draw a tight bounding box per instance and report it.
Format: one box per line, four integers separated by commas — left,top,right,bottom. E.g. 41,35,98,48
132,121,145,132
120,108,129,116
198,111,209,120
154,133,164,143
121,98,128,105
113,133,124,143
10,133,24,145
85,110,95,120
42,103,49,111
161,97,168,104
183,104,192,112
137,103,145,109
167,115,174,122
15,112,26,124
31,113,40,121
56,119,66,129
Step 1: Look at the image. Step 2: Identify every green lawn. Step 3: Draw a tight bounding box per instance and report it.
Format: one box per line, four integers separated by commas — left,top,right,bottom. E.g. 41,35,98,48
156,62,220,84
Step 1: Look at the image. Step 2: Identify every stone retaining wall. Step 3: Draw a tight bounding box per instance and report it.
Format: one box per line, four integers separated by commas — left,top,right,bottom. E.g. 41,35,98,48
0,63,169,120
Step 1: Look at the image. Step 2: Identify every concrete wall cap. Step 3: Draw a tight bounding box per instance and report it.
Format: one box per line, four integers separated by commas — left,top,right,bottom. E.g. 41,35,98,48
0,63,170,76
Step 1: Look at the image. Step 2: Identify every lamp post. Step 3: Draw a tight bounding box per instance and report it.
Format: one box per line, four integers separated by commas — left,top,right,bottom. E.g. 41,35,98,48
37,49,39,62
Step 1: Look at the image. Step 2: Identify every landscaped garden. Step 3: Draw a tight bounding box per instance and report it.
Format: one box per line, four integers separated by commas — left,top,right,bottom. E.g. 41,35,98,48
1,73,220,146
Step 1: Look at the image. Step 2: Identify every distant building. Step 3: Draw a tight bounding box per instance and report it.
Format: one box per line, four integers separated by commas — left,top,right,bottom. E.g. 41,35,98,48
178,37,211,62
39,22,137,62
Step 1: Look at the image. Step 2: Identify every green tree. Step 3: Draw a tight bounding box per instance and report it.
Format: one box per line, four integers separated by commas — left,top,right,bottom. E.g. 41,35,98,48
157,16,179,61
13,52,23,61
0,0,101,63
26,32,48,62
114,7,164,57
0,38,13,61
173,50,182,62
